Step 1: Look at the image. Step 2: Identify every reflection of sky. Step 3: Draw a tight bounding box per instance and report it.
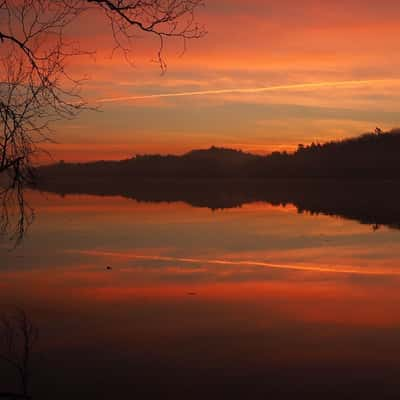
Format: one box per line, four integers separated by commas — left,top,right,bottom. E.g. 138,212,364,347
4,191,400,276
2,192,400,397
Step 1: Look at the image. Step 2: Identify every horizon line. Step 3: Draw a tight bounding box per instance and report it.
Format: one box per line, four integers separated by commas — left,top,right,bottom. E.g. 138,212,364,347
38,128,399,164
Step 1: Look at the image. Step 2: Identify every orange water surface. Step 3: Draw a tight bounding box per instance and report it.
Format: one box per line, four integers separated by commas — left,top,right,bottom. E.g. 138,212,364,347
1,191,400,399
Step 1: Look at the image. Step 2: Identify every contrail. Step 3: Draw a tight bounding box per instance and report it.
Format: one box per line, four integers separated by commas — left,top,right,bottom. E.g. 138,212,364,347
74,250,400,276
96,79,397,104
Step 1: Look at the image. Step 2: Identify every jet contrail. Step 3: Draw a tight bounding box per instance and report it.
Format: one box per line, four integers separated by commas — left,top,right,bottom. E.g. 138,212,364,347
96,79,397,104
74,250,400,276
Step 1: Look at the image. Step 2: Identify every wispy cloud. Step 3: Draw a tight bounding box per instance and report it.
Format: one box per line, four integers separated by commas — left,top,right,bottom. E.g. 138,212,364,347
95,79,399,104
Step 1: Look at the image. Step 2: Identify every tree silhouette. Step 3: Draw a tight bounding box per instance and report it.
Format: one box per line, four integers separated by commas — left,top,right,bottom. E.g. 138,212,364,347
0,0,205,180
0,0,205,241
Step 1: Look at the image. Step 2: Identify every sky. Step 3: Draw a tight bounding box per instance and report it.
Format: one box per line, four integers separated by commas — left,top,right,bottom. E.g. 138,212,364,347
46,0,400,162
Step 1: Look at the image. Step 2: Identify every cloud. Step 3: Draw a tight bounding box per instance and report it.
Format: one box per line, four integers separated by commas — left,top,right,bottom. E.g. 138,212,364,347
95,79,399,104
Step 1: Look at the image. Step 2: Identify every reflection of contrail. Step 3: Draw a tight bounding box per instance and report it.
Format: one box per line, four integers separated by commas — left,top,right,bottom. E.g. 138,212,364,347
74,250,400,276
96,79,397,103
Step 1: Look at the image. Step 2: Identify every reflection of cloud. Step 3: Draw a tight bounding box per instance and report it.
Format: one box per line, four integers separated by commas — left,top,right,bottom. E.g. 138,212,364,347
72,250,400,276
95,79,398,104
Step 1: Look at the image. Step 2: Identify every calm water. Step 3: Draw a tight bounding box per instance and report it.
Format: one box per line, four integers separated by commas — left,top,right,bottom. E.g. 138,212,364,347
2,190,400,398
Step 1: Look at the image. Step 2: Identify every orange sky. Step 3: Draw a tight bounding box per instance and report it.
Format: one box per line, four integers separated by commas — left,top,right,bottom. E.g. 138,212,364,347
42,0,400,162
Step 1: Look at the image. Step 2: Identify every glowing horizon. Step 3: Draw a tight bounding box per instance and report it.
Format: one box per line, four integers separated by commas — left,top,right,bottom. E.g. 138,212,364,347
37,1,400,161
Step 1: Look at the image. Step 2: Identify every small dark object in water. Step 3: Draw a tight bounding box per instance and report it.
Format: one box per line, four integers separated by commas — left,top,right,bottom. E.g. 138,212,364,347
106,266,112,270
187,292,197,296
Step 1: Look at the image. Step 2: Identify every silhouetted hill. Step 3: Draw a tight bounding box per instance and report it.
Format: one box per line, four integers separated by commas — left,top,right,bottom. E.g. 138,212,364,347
33,129,400,230
184,146,256,163
36,129,400,179
36,146,258,179
248,128,400,178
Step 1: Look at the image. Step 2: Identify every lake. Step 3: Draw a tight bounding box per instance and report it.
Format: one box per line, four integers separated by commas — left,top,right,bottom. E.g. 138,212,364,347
2,188,400,399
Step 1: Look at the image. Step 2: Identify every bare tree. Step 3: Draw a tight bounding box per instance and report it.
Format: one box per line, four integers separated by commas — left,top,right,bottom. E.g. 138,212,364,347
0,0,205,241
0,309,38,399
86,0,206,70
0,1,89,180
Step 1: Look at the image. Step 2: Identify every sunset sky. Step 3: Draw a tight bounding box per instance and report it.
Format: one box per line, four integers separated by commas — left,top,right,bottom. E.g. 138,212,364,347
48,0,400,162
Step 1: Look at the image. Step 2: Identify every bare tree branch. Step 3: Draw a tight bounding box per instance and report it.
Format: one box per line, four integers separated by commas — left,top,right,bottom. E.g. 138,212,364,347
0,0,205,243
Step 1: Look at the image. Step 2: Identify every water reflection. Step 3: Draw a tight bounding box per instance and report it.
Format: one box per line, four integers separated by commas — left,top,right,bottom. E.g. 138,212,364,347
0,309,38,399
36,178,400,230
0,182,34,245
2,192,400,398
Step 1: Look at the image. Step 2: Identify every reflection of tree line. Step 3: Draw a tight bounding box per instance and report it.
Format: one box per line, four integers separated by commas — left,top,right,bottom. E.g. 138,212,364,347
35,178,400,231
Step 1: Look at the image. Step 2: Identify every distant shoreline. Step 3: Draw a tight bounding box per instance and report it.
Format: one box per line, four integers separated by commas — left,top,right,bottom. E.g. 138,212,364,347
35,129,400,180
